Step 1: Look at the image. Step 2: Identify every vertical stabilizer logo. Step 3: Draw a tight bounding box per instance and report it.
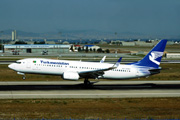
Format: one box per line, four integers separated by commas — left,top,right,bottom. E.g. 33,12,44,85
149,51,163,65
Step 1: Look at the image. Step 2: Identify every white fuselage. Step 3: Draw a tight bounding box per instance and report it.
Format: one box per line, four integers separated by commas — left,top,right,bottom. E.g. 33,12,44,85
8,58,150,80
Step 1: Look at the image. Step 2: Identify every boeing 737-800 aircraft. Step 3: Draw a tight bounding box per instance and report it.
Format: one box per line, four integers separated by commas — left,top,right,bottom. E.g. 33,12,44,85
8,40,167,85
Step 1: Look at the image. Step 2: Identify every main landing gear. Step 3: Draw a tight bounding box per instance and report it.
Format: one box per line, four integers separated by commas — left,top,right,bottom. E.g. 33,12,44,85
84,78,91,86
84,78,100,86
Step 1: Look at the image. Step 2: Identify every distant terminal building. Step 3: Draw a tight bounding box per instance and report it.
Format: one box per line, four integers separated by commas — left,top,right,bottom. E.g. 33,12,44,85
4,44,70,54
99,40,108,44
120,41,135,46
166,53,180,58
135,41,155,47
111,40,176,47
73,45,82,52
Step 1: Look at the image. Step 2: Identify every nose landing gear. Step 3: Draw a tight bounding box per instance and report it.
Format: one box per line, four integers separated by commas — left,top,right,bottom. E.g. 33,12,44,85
17,72,26,80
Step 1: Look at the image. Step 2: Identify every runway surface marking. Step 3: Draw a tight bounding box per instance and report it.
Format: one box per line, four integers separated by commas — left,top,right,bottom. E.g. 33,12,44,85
0,90,180,99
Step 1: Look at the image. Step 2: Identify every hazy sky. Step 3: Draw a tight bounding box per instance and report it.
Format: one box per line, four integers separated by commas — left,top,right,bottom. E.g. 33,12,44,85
0,0,180,36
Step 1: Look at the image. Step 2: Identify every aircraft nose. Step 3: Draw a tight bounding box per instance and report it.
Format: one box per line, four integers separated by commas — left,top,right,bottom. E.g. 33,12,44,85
8,64,14,69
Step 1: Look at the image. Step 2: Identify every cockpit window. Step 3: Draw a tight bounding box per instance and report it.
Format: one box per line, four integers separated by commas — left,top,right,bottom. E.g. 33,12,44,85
16,62,21,64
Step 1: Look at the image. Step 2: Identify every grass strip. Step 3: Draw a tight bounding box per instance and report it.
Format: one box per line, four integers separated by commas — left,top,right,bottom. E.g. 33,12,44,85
0,98,180,119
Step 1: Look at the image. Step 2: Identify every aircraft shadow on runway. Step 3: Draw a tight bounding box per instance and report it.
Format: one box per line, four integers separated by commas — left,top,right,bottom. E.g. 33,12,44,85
0,83,180,91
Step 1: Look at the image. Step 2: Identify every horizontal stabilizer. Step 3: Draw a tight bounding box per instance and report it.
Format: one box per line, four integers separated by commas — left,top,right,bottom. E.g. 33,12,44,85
149,68,161,75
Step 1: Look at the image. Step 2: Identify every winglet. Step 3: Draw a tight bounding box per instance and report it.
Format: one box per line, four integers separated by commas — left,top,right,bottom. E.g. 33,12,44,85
112,57,122,68
100,56,106,63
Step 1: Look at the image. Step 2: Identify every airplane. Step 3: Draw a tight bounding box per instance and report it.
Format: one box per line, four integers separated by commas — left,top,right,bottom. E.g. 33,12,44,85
8,39,167,85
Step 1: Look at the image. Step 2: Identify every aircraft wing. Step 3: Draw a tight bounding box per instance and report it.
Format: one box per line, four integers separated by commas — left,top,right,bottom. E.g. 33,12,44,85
79,67,114,78
79,57,122,78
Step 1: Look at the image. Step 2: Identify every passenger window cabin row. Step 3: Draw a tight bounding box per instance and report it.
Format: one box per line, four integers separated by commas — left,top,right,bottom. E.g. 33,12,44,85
34,64,131,72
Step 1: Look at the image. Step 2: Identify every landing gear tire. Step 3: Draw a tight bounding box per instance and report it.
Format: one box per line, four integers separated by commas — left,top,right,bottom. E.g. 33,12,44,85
84,80,90,85
84,78,90,86
22,76,26,80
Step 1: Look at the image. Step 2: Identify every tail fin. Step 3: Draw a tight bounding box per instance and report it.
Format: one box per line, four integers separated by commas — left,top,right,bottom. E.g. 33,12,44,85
132,39,167,68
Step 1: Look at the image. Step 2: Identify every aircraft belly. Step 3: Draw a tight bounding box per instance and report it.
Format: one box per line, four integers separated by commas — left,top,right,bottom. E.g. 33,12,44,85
22,67,63,75
103,71,136,79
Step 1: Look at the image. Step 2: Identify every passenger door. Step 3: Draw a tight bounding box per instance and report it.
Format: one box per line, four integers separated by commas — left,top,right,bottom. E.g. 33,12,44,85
26,61,31,69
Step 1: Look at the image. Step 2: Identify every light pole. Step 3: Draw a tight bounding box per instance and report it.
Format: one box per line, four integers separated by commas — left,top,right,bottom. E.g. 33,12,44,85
0,31,4,52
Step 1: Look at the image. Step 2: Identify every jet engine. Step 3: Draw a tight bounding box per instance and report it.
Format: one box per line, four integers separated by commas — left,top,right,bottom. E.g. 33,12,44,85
63,71,79,80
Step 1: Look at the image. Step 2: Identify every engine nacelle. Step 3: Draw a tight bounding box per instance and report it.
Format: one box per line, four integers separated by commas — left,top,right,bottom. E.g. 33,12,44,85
63,71,79,80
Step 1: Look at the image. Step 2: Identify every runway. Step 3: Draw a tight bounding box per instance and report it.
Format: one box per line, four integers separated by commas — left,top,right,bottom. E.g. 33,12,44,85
0,81,180,99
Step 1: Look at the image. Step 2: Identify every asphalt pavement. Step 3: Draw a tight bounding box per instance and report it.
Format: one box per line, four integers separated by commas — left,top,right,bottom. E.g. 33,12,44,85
0,81,180,99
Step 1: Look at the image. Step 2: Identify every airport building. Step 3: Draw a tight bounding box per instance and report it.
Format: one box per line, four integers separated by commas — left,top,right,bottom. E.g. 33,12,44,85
166,53,180,58
83,45,100,50
4,44,70,54
12,30,17,41
110,40,175,47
